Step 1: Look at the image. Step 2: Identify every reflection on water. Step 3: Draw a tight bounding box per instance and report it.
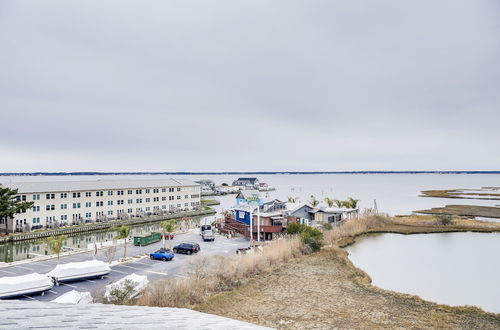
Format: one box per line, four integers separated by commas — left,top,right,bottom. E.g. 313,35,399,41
346,232,500,314
0,222,164,263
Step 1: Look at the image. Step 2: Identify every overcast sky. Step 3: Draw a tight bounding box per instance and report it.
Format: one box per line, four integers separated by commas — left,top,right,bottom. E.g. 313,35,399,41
0,1,499,172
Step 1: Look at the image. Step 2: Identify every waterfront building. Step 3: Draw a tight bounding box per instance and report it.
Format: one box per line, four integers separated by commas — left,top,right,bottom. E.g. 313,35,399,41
194,179,216,194
232,178,260,189
0,179,201,233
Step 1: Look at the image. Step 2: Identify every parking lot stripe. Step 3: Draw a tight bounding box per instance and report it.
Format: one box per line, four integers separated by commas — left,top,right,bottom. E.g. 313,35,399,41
110,269,128,275
23,295,36,300
49,290,58,294
85,279,96,284
117,264,142,271
60,283,77,289
145,270,167,275
0,269,17,275
14,265,35,271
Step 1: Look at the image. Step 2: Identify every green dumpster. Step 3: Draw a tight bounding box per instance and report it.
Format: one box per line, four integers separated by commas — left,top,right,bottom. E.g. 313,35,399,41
133,232,161,246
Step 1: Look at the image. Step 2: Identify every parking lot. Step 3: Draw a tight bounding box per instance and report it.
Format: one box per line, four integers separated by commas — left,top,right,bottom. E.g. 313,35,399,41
0,230,249,302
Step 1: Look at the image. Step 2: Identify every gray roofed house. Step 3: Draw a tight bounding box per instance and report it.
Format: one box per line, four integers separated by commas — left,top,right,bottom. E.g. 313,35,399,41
0,300,272,329
232,178,259,188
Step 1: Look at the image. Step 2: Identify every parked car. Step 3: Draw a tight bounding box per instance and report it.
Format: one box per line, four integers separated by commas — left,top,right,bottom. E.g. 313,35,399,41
201,230,215,242
149,248,175,261
173,243,200,255
200,224,212,235
161,233,175,240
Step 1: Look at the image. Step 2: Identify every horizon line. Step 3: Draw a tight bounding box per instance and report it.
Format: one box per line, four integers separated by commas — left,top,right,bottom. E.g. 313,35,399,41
1,170,500,176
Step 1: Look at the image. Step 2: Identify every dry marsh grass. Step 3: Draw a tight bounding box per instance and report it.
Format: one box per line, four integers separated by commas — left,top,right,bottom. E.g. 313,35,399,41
136,236,304,308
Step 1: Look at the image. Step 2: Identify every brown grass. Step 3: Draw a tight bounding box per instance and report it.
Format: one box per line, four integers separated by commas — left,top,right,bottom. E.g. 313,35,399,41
136,236,304,308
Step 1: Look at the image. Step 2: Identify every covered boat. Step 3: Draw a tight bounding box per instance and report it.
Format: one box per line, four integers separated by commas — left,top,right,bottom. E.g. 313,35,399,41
104,273,148,300
52,290,92,304
0,273,54,299
47,260,111,284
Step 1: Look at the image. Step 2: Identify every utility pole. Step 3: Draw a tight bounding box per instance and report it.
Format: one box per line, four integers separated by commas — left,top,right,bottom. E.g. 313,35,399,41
257,205,260,243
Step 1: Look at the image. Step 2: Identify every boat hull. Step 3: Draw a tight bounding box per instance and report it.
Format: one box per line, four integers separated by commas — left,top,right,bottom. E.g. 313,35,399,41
0,283,54,299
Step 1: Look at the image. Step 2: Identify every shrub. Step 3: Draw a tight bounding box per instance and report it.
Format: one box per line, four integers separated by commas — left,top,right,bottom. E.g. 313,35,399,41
285,223,323,252
105,279,137,305
322,223,333,230
436,214,453,225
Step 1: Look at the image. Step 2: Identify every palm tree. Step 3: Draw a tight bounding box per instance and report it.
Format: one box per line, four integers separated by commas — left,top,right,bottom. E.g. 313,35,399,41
334,199,343,208
48,235,67,262
114,225,131,260
324,197,335,208
309,195,320,207
343,197,360,209
287,196,300,203
160,220,177,250
0,186,34,234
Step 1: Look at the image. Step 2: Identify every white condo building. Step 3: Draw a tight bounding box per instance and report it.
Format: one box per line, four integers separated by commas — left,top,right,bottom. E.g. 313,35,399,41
0,178,201,233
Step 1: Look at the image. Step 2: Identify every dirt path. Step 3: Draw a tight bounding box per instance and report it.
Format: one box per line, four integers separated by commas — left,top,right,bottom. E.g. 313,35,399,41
195,247,500,329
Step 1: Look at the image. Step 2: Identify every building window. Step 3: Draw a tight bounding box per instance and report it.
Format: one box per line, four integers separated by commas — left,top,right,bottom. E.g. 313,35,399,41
161,188,166,193
145,198,150,203
117,200,124,205
185,195,188,199
85,192,92,197
177,196,181,200
60,204,67,210
60,193,67,198
108,191,113,196
117,190,124,196
16,195,27,201
46,193,55,199
128,199,133,204
72,203,81,209
72,192,80,198
96,191,103,197
46,205,55,211
162,196,166,201
162,205,166,209
85,202,91,207
145,206,150,211
85,212,92,218
107,210,113,215
32,206,40,212
96,201,103,207
127,208,133,213
32,217,40,223
153,188,159,193
154,197,159,202
169,196,174,201
136,198,142,204
108,201,113,206
177,188,181,192
136,189,142,194
128,190,133,195
169,188,174,192
61,215,67,221
33,194,40,200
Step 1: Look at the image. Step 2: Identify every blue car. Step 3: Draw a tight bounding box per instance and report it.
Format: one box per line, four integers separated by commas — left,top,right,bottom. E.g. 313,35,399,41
149,248,174,261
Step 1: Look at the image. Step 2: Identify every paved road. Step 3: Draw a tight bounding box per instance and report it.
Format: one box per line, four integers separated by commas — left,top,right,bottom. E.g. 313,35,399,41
0,231,249,302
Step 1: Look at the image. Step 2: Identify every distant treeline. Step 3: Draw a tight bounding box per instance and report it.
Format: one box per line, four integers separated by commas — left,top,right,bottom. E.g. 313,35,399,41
1,171,500,176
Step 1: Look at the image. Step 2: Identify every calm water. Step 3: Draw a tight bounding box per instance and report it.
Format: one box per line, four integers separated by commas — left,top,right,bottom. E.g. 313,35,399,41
4,173,499,216
347,232,500,314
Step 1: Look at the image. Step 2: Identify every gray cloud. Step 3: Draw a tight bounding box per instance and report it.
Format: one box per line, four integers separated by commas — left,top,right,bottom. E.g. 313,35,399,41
0,0,499,172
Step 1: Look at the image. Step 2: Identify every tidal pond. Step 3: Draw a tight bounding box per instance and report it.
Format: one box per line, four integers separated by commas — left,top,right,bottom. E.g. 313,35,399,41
346,232,500,314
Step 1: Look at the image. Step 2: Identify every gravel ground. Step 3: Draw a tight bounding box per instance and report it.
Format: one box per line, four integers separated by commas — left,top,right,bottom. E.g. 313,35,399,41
195,247,500,329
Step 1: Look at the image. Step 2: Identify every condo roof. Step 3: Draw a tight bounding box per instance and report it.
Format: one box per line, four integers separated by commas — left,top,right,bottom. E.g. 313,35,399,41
0,178,198,194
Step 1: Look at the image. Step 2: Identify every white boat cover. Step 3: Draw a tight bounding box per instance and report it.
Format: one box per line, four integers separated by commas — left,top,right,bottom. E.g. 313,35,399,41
0,273,53,298
104,273,148,300
52,290,92,304
47,260,111,282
